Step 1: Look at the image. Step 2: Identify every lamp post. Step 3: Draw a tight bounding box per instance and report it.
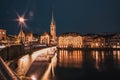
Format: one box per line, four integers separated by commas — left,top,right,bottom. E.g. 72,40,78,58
18,17,25,44
15,13,28,44
16,14,28,44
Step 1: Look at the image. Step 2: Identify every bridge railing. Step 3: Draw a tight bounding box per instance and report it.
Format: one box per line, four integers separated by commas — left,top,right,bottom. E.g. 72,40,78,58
0,57,20,80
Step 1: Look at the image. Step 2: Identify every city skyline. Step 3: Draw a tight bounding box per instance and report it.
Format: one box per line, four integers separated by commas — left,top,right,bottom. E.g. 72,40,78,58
0,0,120,35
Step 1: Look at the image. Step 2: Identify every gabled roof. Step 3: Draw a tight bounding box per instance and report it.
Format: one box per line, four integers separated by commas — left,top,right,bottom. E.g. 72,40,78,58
40,32,52,37
18,30,32,36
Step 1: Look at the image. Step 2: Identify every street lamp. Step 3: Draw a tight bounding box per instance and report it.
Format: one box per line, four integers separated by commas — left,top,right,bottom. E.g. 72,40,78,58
19,17,24,23
19,16,25,44
16,14,27,44
18,16,25,31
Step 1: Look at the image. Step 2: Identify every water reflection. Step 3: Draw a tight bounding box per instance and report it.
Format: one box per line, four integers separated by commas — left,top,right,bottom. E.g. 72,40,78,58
58,50,120,71
16,49,120,80
56,50,120,80
113,50,120,68
91,51,105,70
58,50,83,68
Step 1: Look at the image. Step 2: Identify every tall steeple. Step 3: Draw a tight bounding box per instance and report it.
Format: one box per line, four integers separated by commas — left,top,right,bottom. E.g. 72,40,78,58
51,10,56,25
50,10,56,44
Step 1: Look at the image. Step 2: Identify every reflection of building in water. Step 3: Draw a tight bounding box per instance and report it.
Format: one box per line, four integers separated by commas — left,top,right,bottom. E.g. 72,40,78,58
58,50,83,68
91,50,120,70
117,51,120,61
92,51,105,70
113,51,120,64
58,33,83,48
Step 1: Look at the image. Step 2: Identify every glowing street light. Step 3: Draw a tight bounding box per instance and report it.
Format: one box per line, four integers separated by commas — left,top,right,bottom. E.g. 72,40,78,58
19,17,24,23
18,16,25,44
15,13,28,44
17,15,27,28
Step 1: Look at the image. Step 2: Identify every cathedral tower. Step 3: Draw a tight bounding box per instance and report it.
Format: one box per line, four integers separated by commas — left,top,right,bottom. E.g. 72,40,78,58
50,11,56,41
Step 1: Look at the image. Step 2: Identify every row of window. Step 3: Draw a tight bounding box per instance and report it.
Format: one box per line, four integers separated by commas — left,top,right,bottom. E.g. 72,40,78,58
0,32,5,34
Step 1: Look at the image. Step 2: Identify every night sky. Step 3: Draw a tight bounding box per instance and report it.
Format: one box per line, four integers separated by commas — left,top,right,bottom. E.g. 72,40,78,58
0,0,120,35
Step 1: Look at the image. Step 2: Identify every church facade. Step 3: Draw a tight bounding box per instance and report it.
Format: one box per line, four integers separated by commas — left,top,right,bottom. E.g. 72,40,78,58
40,11,57,45
40,32,51,45
18,29,33,43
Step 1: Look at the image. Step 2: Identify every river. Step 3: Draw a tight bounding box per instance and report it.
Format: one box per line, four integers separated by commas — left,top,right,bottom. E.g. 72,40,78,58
55,50,120,80
16,49,120,80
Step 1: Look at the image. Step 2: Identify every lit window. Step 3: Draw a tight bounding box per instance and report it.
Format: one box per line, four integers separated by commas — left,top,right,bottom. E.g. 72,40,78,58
3,32,5,34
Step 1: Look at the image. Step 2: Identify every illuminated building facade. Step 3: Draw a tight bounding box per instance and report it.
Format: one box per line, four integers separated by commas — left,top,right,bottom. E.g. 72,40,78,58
105,33,120,48
25,32,33,43
0,29,6,40
83,34,105,48
18,29,25,43
83,36,93,48
58,33,83,48
7,35,19,44
91,37,105,48
18,30,33,43
40,32,51,45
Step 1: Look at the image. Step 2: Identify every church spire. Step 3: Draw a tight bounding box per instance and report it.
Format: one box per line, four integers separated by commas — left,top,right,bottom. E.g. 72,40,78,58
50,9,57,45
51,10,55,25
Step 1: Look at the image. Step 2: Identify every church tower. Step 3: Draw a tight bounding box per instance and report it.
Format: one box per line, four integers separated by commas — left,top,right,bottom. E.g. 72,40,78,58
50,11,56,42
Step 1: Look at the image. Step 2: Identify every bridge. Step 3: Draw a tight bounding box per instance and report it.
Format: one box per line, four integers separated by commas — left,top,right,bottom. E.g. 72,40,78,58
0,57,20,80
0,44,57,80
25,50,57,80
